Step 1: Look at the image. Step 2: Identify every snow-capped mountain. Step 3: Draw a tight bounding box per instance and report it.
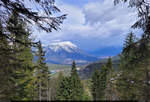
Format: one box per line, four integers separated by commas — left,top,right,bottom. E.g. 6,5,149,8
43,41,98,65
45,41,78,53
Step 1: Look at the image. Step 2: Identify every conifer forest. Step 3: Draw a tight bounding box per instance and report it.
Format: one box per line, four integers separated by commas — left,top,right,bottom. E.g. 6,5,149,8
0,0,150,101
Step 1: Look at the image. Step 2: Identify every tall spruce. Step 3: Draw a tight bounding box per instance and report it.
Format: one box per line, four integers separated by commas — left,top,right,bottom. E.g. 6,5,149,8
136,17,150,101
91,65,108,100
106,58,113,73
104,58,115,100
0,21,15,100
91,69,101,100
6,12,36,100
56,76,72,100
116,32,139,100
70,61,84,100
122,32,137,67
56,61,84,100
36,41,50,101
114,1,150,100
117,28,150,100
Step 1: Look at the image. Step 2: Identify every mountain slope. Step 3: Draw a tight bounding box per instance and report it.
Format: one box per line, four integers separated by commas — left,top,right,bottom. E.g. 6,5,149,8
78,55,120,79
43,41,98,65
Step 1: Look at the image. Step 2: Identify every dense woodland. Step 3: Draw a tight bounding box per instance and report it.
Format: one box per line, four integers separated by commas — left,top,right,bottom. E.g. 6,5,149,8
0,0,150,101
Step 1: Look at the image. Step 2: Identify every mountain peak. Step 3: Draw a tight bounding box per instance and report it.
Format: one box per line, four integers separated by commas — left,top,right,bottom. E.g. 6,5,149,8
43,40,98,65
47,41,78,53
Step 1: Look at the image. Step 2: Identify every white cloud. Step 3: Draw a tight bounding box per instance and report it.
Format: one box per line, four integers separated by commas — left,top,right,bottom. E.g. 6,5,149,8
83,0,137,36
59,3,85,25
34,0,141,51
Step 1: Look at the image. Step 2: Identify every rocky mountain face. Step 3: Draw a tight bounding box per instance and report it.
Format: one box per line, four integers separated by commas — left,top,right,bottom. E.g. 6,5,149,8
43,41,98,65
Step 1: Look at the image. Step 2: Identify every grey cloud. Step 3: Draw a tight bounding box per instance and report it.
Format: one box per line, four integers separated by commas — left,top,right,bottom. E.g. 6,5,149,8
34,0,142,52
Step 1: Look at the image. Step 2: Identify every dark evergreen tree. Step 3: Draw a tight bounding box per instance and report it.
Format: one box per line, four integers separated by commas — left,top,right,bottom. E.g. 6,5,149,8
106,57,113,73
135,17,150,101
7,12,37,100
116,32,138,100
36,41,50,100
0,11,37,100
56,61,84,100
56,76,72,100
121,32,138,70
91,65,108,100
104,58,115,100
91,69,101,100
0,21,15,100
123,32,137,58
91,58,114,100
0,0,65,100
70,61,84,100
118,21,150,101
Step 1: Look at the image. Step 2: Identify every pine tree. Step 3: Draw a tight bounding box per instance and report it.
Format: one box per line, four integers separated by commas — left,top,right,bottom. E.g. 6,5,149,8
0,21,15,100
122,32,138,69
70,61,84,100
91,63,111,100
91,69,100,100
0,12,36,100
0,0,66,100
116,32,139,100
114,1,150,100
36,41,50,101
99,65,109,100
135,17,150,101
116,30,150,100
6,12,36,100
104,58,116,100
123,32,136,57
106,57,113,73
56,76,72,100
56,61,84,100
91,68,102,100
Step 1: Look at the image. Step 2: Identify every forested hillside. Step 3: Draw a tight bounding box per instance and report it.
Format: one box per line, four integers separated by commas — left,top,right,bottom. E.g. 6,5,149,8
78,56,120,79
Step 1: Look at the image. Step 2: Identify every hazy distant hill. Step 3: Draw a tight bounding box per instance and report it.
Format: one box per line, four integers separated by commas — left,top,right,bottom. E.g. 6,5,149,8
78,55,120,79
47,56,120,80
89,47,122,57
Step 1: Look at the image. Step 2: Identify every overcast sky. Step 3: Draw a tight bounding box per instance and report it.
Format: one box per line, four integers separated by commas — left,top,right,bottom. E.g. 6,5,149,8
32,0,142,56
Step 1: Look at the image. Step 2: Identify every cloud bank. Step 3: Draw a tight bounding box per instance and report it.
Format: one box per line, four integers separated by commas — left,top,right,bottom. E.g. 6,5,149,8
33,0,141,53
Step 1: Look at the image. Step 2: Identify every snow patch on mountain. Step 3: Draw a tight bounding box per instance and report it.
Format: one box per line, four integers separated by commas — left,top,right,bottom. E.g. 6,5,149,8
43,40,98,64
47,41,78,53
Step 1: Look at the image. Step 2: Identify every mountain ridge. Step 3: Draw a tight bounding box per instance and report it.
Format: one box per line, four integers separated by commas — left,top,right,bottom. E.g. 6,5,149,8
43,41,99,65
